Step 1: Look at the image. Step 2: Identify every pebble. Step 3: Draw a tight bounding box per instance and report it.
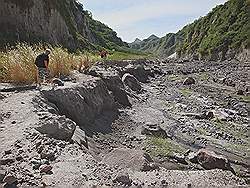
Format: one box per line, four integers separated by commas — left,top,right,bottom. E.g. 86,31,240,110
3,174,17,184
39,164,53,174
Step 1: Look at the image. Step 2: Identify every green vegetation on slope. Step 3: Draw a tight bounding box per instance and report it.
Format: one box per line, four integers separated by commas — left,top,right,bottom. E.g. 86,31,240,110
177,0,249,59
130,0,249,60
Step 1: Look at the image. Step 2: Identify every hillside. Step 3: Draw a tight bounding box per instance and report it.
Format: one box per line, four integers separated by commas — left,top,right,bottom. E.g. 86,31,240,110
0,0,128,51
130,0,249,60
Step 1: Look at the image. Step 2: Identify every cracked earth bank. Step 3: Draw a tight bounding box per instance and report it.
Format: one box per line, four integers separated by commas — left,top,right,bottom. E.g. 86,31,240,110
0,59,249,188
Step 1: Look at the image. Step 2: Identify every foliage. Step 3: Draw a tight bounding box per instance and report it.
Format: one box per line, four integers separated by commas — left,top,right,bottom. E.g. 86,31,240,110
131,0,249,59
147,136,184,157
176,0,249,58
0,43,96,84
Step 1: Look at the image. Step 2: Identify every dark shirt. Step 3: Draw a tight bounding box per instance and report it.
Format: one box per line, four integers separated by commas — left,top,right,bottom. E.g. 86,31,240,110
35,53,49,68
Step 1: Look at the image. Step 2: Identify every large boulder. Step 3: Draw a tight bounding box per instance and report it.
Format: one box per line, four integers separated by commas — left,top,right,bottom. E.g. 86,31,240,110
86,66,131,107
35,114,76,141
124,64,150,83
102,149,158,171
41,74,115,130
122,73,142,92
188,149,233,171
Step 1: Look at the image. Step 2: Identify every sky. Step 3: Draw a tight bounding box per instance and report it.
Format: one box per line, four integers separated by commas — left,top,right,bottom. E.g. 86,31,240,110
81,0,227,42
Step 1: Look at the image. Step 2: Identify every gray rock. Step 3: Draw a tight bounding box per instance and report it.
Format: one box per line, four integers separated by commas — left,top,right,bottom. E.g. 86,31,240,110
0,167,6,182
0,157,15,165
183,77,196,85
72,126,88,149
35,114,76,141
39,164,53,173
122,73,142,92
41,74,115,130
3,174,17,185
52,78,64,86
141,123,168,138
113,173,132,185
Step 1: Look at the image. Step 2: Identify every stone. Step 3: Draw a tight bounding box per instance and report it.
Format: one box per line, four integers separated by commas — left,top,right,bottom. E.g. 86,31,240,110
39,164,53,174
237,90,244,95
189,149,232,171
72,126,88,149
3,174,17,185
183,77,196,85
102,149,157,171
41,74,115,131
141,123,168,138
0,157,15,165
52,78,64,86
113,173,132,186
35,114,76,141
122,73,142,92
0,167,6,182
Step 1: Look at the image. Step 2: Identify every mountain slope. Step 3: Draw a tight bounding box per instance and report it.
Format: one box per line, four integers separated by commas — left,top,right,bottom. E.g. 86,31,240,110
130,0,249,60
0,0,128,51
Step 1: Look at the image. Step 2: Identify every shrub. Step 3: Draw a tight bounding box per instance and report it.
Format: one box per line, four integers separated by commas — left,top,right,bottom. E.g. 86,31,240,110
0,43,97,84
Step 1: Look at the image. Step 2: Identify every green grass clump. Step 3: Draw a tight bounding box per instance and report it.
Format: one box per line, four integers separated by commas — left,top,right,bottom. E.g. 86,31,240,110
180,88,193,96
147,136,184,157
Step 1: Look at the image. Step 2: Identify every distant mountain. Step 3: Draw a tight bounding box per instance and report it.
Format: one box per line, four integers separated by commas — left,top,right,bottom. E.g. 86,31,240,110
129,33,179,57
0,0,128,51
130,0,249,60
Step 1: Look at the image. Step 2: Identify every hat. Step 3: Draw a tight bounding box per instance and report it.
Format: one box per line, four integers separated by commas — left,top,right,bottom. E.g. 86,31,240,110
45,49,51,55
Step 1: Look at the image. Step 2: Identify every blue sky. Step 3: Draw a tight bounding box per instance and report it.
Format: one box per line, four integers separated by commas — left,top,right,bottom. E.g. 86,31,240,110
80,0,227,42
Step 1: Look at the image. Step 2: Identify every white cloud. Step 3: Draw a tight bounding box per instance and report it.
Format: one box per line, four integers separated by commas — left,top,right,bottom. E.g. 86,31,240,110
82,0,227,41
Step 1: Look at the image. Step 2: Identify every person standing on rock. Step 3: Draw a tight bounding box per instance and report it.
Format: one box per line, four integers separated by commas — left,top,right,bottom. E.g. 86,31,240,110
35,49,51,86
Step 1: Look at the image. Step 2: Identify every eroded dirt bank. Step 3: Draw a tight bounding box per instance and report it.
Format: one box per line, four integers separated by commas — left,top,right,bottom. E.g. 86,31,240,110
0,59,249,187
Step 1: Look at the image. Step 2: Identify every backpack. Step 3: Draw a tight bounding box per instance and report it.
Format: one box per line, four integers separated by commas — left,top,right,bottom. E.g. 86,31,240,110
35,54,44,67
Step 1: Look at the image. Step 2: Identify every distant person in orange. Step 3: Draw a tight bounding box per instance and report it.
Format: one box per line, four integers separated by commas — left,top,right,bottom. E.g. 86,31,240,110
99,50,108,59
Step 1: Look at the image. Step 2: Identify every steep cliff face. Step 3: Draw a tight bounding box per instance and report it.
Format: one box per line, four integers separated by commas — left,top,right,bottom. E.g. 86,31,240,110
0,0,127,50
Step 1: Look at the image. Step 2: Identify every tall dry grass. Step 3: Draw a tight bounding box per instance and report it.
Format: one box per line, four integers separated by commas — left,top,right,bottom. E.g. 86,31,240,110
0,44,97,84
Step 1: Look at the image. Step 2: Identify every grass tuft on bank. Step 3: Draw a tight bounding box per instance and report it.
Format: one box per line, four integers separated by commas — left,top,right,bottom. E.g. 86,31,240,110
0,44,97,84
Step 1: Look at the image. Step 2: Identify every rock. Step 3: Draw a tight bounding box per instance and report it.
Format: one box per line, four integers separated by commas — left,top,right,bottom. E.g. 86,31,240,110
52,78,64,86
3,174,17,185
40,149,56,161
113,173,132,186
35,114,76,141
0,167,6,182
39,164,53,174
41,74,115,130
189,149,232,171
72,126,88,149
122,73,142,92
183,77,196,85
0,157,15,165
4,149,12,155
170,153,188,165
124,64,150,83
195,111,214,120
102,74,131,107
237,89,244,95
102,149,157,171
141,123,168,138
